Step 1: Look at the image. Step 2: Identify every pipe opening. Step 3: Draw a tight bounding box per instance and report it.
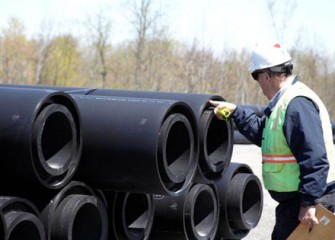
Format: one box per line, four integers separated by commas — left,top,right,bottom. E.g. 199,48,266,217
166,121,192,182
33,103,79,187
72,203,102,240
215,163,258,239
206,115,229,173
193,190,216,236
125,194,150,237
158,113,194,191
42,111,73,170
7,220,42,240
5,211,44,240
227,173,263,231
112,192,153,240
242,179,263,227
199,109,233,181
122,193,153,239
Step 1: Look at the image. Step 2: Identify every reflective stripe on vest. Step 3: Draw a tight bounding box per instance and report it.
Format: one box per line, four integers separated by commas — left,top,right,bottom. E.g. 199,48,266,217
262,154,296,163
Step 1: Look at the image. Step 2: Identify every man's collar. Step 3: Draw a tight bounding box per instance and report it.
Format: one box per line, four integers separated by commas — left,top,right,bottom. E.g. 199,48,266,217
264,75,298,116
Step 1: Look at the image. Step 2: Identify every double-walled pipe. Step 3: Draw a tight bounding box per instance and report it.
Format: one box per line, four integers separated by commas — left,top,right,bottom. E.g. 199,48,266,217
0,85,233,184
40,181,108,240
150,183,219,240
104,191,154,240
71,89,234,184
72,95,197,196
0,84,198,195
214,162,263,239
0,87,82,193
0,196,45,240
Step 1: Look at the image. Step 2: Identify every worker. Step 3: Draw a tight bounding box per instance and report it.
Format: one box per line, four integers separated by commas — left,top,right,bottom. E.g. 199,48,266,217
210,42,335,240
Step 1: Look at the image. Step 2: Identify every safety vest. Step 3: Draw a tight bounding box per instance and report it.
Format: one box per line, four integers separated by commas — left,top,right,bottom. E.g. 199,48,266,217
262,81,335,192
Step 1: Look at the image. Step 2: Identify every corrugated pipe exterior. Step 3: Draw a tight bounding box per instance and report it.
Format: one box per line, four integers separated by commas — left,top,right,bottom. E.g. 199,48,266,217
104,191,154,240
71,95,197,196
0,196,45,240
40,181,108,240
0,87,82,192
214,162,263,239
1,85,234,184
150,183,219,240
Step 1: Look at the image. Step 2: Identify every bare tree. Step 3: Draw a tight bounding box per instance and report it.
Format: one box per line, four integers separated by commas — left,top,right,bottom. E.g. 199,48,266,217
84,8,113,88
34,19,55,85
267,0,297,43
128,0,161,89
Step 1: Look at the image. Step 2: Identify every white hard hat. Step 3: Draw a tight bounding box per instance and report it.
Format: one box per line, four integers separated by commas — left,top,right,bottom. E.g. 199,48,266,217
249,43,292,72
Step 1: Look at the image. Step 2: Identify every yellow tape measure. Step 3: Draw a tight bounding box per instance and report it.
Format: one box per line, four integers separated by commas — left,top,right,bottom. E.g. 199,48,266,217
217,106,233,121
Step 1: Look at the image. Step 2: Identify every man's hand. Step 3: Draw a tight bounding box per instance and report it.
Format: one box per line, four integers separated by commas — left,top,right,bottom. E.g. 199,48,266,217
209,100,237,121
299,205,319,230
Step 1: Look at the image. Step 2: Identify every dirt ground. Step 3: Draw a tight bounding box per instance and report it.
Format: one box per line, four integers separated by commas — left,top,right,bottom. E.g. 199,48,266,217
230,144,277,240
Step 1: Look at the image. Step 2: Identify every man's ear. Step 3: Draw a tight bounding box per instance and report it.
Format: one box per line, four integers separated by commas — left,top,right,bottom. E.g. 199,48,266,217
265,72,270,81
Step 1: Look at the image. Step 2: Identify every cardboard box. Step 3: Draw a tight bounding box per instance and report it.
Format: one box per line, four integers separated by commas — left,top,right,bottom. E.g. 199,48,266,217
287,204,335,240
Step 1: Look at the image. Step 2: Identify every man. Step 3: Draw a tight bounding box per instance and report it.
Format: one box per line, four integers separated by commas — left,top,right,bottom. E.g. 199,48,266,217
210,43,335,240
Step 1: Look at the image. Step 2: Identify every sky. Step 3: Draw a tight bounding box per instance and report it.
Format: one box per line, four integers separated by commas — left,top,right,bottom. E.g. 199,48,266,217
1,0,335,55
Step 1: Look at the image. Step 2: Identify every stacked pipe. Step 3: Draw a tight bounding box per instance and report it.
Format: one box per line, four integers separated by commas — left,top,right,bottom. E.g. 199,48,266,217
38,181,108,240
233,104,266,144
0,84,234,184
0,86,86,239
0,197,45,239
150,183,219,240
0,87,82,193
71,94,198,195
214,163,263,239
66,89,234,183
104,191,154,240
0,84,264,240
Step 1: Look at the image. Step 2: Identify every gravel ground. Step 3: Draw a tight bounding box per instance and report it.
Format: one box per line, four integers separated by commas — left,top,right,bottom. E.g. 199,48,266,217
230,144,277,240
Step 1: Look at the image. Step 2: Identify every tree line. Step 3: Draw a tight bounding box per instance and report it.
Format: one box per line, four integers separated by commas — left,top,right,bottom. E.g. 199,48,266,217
1,0,335,119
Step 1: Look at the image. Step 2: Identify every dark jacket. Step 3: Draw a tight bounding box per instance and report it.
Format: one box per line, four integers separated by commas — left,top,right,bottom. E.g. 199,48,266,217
232,95,335,205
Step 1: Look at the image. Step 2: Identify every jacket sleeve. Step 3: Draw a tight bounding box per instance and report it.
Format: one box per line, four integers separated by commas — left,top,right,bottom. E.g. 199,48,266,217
232,105,266,147
283,97,329,206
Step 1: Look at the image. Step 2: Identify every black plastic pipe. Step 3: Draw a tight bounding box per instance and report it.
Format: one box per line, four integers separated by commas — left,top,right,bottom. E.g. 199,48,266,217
0,84,198,195
233,105,266,145
150,183,219,240
233,130,253,144
214,162,263,239
0,87,82,193
104,191,154,240
0,84,233,184
72,89,234,184
71,95,197,195
40,181,108,240
0,196,45,240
